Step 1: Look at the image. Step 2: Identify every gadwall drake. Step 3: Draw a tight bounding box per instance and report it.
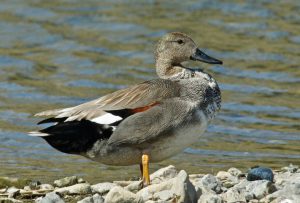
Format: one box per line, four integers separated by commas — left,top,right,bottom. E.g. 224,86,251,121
30,32,223,186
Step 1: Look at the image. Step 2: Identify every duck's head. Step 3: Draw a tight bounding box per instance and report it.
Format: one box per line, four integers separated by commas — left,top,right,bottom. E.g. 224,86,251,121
155,32,222,78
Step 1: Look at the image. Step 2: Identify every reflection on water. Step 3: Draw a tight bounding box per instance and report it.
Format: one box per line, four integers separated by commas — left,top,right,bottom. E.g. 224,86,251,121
0,0,299,183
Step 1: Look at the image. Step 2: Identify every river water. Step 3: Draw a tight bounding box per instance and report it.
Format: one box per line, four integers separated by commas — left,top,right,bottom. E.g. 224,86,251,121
0,0,299,183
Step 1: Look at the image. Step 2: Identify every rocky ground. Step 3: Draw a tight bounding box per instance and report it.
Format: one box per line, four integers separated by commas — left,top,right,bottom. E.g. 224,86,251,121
0,164,299,203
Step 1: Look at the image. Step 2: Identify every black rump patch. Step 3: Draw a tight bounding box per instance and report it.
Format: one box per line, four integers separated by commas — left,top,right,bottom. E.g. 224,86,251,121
40,120,113,154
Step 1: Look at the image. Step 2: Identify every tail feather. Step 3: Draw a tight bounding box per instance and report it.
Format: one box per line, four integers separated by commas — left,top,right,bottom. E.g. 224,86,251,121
33,120,114,154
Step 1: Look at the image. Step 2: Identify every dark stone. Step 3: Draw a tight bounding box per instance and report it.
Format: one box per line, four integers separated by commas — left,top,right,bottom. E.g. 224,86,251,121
247,167,274,182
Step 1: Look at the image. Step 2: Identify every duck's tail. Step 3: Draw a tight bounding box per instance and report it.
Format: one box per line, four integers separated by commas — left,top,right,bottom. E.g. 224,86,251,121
29,120,114,154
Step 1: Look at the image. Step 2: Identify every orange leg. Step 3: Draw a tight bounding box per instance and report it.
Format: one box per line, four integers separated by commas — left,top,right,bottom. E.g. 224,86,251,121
142,154,150,186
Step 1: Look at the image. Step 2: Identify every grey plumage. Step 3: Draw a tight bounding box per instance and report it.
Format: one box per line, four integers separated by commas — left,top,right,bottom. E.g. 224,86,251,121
29,32,222,166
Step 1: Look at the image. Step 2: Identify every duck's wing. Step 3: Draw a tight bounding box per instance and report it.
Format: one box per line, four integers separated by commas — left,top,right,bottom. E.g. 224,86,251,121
32,79,197,149
34,79,181,123
106,97,196,146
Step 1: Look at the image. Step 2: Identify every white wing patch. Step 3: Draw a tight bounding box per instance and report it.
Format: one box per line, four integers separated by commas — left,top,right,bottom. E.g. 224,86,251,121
91,113,122,124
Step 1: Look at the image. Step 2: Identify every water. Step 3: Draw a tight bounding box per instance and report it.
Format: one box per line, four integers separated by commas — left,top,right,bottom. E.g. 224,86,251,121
0,0,299,183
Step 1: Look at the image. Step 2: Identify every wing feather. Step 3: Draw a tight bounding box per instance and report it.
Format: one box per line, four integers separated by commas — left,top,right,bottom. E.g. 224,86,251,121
35,79,180,122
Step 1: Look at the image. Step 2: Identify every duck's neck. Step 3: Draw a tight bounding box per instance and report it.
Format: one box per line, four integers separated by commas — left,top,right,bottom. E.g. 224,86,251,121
155,58,185,79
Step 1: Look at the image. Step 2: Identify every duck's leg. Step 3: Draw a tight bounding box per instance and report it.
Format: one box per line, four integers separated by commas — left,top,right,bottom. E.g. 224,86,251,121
142,154,150,186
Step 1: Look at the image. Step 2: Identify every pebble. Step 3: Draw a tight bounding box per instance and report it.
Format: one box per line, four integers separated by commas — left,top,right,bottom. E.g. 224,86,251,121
150,165,178,184
228,167,243,177
247,167,274,182
55,183,92,195
125,180,143,192
281,164,299,173
91,182,117,195
35,192,64,203
1,164,300,203
54,176,78,187
104,186,143,203
199,174,222,193
216,171,239,188
7,187,20,198
198,193,222,203
78,193,104,203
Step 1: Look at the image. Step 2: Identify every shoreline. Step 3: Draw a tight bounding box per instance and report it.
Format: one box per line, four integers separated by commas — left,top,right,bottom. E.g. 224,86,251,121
0,164,299,203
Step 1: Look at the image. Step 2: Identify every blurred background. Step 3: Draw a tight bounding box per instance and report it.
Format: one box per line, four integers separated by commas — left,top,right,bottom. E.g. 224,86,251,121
0,0,299,183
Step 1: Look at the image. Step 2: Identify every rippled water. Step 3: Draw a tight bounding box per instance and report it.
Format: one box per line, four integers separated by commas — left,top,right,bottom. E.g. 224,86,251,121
0,0,299,183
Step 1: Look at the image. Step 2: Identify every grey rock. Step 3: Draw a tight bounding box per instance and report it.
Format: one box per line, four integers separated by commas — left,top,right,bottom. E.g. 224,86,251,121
137,178,174,201
216,171,238,188
275,172,300,190
39,184,54,191
171,170,197,203
198,193,222,203
245,180,276,200
78,178,86,183
0,198,23,203
153,190,174,201
7,187,20,198
54,176,78,187
78,193,104,203
113,181,134,187
104,186,143,203
125,181,143,192
29,180,41,190
221,188,246,203
281,164,299,173
200,174,222,193
263,181,300,202
91,182,117,195
150,165,178,184
228,168,242,177
35,192,64,203
55,183,92,195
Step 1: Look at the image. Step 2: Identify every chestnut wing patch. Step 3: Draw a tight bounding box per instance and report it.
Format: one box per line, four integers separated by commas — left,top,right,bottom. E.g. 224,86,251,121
106,102,160,124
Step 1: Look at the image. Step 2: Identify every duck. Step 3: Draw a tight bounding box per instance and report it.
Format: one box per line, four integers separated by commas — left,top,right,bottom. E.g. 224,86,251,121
29,32,223,186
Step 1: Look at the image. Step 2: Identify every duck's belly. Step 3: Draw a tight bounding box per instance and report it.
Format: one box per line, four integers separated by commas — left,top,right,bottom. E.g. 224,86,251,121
148,121,208,162
87,112,208,166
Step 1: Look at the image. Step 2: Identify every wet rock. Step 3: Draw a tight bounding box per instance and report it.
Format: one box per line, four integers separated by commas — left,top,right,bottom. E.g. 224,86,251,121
104,186,143,203
153,190,173,201
228,168,242,177
91,182,117,195
247,167,274,182
54,176,78,187
171,170,197,203
150,165,178,184
125,180,143,192
55,183,92,195
78,193,104,203
0,197,23,203
221,188,246,203
281,164,299,173
198,193,222,203
216,171,238,188
35,192,64,203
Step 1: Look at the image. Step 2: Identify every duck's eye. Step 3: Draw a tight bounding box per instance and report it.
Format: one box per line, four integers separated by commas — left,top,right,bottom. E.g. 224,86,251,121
177,39,184,44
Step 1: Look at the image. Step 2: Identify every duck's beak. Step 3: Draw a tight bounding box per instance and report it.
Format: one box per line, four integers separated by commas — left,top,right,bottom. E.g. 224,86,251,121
190,48,223,64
